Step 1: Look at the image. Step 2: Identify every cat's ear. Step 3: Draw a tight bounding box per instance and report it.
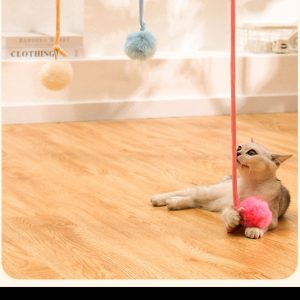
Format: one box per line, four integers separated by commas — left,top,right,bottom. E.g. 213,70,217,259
271,154,292,166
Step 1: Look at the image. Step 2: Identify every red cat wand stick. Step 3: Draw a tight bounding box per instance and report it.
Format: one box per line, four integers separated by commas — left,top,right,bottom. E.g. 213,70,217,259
230,0,239,208
230,0,272,229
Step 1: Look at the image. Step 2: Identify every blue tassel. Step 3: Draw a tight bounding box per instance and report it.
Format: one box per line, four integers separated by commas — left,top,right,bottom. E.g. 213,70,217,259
125,31,156,60
125,0,157,60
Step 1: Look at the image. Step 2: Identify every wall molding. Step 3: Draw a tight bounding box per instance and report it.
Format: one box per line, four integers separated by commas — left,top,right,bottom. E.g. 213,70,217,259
2,94,297,124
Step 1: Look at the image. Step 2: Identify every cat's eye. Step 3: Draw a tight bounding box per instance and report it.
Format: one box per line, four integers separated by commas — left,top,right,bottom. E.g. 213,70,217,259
237,146,242,151
247,149,257,156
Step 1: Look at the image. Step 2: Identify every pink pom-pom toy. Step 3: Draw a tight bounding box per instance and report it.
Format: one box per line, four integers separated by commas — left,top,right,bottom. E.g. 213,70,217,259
238,197,272,229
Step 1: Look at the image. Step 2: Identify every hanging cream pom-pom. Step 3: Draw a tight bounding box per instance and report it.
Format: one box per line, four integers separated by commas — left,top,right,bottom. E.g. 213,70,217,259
40,60,73,91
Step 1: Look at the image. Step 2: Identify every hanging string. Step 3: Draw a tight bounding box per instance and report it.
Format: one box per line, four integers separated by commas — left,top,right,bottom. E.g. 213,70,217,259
231,0,239,208
53,0,68,58
139,0,146,31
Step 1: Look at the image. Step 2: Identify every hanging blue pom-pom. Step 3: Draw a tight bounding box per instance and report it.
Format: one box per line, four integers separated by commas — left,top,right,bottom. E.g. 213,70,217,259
125,30,157,60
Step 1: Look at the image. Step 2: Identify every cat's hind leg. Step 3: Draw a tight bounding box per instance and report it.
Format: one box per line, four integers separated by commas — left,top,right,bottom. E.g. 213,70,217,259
151,181,232,209
166,196,196,211
151,189,192,207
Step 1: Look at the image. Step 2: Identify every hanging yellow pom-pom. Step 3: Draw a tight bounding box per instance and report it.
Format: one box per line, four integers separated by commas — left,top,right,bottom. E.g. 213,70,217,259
40,60,73,91
39,0,73,91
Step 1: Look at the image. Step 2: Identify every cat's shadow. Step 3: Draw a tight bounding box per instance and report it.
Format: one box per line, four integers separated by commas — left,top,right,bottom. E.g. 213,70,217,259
227,225,248,237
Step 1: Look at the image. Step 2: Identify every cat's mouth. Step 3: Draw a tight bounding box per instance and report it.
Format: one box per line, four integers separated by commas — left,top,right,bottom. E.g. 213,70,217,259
237,159,249,169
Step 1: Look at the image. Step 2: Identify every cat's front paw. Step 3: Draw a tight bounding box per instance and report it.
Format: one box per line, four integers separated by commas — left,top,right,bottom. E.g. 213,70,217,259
151,194,168,207
222,206,241,231
245,227,265,239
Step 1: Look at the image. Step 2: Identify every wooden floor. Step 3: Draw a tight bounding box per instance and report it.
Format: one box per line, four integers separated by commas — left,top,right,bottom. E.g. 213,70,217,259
2,113,298,279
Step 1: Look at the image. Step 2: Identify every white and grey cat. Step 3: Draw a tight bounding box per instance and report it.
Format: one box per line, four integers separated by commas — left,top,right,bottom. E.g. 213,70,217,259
151,141,292,239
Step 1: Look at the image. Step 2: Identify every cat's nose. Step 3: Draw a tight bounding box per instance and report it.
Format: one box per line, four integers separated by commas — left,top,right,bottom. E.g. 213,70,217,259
237,152,242,156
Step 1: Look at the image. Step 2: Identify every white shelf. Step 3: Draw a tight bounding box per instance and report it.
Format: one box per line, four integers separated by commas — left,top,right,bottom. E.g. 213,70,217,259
2,51,298,63
2,52,297,124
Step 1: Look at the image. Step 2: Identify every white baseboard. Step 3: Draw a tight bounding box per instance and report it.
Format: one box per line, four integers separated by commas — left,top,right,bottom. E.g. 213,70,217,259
2,94,297,124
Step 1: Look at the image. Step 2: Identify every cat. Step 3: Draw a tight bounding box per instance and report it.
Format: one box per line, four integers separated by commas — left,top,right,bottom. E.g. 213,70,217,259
151,141,292,239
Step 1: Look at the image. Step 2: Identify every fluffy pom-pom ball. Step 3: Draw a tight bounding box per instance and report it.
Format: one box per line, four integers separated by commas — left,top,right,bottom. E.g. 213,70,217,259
125,31,157,60
238,197,272,229
40,60,73,91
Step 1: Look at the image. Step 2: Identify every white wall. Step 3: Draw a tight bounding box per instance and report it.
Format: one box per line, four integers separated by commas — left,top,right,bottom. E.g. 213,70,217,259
84,0,299,57
84,0,231,57
1,0,298,124
238,0,299,25
2,0,298,55
2,0,84,34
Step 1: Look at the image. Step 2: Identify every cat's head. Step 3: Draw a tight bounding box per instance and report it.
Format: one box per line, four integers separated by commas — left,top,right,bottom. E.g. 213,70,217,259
236,140,292,181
